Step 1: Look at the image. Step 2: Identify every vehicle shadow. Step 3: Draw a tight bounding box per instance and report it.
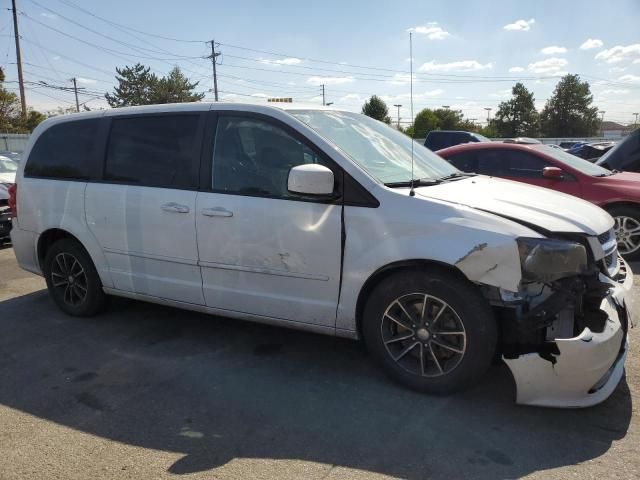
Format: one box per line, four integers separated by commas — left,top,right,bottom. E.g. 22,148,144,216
0,290,632,479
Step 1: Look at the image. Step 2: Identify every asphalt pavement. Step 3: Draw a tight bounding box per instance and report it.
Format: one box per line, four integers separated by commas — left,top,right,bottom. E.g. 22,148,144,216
0,245,639,479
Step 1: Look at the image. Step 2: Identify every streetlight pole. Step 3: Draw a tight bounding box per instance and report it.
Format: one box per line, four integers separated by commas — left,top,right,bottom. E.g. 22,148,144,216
633,112,639,129
484,107,492,123
393,104,402,128
599,110,606,137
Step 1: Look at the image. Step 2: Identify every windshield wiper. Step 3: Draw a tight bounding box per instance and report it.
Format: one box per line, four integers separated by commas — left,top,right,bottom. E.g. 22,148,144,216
435,172,476,182
384,179,442,188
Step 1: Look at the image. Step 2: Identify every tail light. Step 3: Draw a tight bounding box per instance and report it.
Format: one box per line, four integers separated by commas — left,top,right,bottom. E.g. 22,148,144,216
8,183,16,218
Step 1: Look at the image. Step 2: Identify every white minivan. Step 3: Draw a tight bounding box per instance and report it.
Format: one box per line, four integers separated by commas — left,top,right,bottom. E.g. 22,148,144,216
10,103,633,407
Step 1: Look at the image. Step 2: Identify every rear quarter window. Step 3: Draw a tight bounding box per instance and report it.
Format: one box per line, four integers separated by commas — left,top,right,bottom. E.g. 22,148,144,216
24,119,100,180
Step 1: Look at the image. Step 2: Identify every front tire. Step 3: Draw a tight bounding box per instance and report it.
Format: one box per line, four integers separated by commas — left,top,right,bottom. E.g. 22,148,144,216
43,238,106,316
607,205,640,261
362,269,497,394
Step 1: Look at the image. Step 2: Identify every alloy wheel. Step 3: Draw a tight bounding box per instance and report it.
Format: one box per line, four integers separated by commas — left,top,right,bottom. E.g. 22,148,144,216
50,252,88,306
381,293,467,377
614,216,640,255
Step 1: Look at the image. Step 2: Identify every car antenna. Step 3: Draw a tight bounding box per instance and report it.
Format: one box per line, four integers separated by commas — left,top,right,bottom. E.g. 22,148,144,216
409,31,416,197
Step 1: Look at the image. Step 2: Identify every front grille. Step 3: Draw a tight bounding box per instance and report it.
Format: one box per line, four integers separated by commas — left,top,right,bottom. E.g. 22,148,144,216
596,228,618,277
598,230,612,244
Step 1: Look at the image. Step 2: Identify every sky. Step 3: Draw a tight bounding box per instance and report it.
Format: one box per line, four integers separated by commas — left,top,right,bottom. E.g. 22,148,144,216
1,0,640,126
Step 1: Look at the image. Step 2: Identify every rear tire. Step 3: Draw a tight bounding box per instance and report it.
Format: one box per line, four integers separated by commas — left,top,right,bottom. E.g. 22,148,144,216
43,238,106,316
606,205,640,261
362,269,497,394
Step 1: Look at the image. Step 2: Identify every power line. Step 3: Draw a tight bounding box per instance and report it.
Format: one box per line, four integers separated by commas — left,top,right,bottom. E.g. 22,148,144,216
56,0,205,43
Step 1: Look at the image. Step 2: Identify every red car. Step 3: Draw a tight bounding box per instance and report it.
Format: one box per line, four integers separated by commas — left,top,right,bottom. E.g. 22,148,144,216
437,142,640,260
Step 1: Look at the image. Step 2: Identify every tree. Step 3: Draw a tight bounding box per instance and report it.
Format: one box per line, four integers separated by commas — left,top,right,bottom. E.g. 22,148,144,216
540,74,599,137
0,67,45,133
492,82,539,137
433,108,465,130
412,108,439,137
152,67,204,104
105,64,204,107
362,95,391,123
105,63,158,107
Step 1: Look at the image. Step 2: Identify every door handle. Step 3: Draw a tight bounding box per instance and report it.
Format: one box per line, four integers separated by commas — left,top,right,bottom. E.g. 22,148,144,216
202,207,233,217
161,202,190,213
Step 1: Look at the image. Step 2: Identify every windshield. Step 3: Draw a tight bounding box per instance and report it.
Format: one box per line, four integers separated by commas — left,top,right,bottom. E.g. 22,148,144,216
290,110,458,184
596,130,639,169
536,145,611,176
473,133,491,142
0,157,18,173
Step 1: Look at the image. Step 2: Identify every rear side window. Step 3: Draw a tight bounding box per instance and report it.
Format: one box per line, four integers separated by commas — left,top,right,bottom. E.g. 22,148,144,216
426,133,451,151
25,119,99,180
105,115,200,189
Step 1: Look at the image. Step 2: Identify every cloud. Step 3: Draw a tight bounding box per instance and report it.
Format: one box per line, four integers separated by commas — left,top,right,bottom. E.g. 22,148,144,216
307,76,355,86
609,66,627,73
388,73,416,85
259,57,302,66
407,22,451,40
76,77,97,85
508,66,525,73
527,57,568,74
419,60,492,72
635,59,640,64
503,18,535,31
490,89,512,98
250,93,270,98
336,93,366,105
579,38,603,50
599,89,630,95
52,56,60,61
595,44,640,63
618,74,640,84
40,12,58,19
541,46,567,55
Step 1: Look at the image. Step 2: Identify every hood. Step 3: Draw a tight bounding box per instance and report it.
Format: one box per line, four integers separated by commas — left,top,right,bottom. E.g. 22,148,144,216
596,171,640,187
415,176,613,235
0,172,15,184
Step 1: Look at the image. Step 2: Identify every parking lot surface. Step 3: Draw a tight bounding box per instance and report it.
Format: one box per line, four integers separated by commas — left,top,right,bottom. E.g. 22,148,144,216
0,245,639,479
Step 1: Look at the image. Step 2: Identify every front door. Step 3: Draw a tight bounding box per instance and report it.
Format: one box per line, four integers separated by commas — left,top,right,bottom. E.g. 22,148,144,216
85,112,205,304
195,113,342,327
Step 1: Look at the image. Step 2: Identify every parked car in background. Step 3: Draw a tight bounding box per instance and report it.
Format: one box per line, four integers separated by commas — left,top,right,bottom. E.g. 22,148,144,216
0,156,17,242
0,156,18,184
559,141,585,151
567,142,615,160
9,104,632,407
0,184,11,242
424,130,490,151
597,129,640,172
503,137,541,145
437,141,640,260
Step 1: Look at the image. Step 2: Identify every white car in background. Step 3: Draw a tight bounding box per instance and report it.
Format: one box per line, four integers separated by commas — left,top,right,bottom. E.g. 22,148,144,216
0,156,18,241
9,103,634,407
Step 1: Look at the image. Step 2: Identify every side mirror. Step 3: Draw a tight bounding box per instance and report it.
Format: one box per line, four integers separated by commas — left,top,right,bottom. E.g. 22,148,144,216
542,166,564,180
288,164,334,196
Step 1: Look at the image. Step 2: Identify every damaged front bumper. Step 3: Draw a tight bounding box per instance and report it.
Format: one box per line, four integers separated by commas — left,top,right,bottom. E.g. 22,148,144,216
504,259,634,408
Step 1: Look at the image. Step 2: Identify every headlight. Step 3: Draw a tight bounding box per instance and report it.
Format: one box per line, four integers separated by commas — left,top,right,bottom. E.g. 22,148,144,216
517,237,587,282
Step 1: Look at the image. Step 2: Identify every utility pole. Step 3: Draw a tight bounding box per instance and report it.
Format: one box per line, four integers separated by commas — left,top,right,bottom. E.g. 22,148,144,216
209,40,220,101
321,84,325,106
11,0,26,116
71,78,80,112
393,104,402,128
633,112,639,129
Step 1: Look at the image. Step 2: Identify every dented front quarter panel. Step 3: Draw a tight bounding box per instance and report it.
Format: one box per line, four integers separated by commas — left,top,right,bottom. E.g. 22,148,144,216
336,189,534,333
504,260,633,408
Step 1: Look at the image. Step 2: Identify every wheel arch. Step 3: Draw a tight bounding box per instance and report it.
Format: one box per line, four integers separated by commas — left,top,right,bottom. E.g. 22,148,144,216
37,228,83,270
354,259,471,340
601,201,640,214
